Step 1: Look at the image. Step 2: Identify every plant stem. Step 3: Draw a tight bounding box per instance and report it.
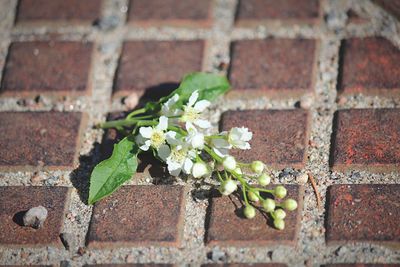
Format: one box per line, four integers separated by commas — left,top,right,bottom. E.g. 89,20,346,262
99,119,157,129
126,108,146,119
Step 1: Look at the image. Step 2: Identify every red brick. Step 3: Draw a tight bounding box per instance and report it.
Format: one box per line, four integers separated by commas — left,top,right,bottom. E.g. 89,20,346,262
326,184,400,245
330,109,400,172
347,10,369,24
229,39,317,98
372,0,400,20
127,0,213,27
0,112,87,171
202,264,286,267
87,185,186,247
16,0,102,25
236,0,320,26
338,38,400,96
88,265,173,267
323,265,400,267
1,41,94,97
206,185,303,246
114,41,204,98
220,110,310,169
0,186,71,247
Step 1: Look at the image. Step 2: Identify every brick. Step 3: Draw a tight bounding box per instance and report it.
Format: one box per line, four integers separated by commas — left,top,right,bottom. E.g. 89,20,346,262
114,41,204,98
229,39,317,98
87,185,186,247
323,265,400,267
1,41,94,97
220,110,310,169
0,186,71,247
330,109,400,172
338,38,400,96
372,0,400,20
87,265,173,267
206,185,303,246
202,264,287,267
0,112,87,171
236,0,320,26
100,112,167,179
16,0,102,25
128,0,213,27
346,10,369,24
326,184,400,245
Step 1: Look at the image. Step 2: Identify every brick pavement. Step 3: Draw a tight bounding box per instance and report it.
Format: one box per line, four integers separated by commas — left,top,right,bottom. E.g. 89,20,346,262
0,0,399,266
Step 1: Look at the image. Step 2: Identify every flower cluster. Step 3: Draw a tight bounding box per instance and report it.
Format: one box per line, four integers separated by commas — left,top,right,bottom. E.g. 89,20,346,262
132,91,297,229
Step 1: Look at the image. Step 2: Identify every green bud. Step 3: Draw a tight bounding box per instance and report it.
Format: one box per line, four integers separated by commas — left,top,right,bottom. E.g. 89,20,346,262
250,160,264,174
219,179,237,196
234,167,242,175
283,198,298,211
273,209,286,220
262,198,275,212
248,191,260,202
257,173,271,186
274,218,285,230
274,185,287,199
243,205,256,219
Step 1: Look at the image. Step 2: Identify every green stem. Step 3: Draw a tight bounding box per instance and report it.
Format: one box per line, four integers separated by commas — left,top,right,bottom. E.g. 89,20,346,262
204,145,222,162
99,119,157,129
126,108,146,119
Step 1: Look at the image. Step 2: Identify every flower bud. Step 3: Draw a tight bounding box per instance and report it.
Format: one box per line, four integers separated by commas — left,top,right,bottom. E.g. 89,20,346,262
257,173,271,186
274,218,285,230
262,198,275,212
282,198,298,211
248,191,260,202
219,179,237,196
234,167,242,175
274,185,287,199
273,209,286,220
223,156,236,171
243,205,256,219
251,160,264,174
192,162,208,178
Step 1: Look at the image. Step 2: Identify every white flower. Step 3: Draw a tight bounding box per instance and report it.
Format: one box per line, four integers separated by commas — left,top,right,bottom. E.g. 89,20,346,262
166,144,196,176
192,162,208,178
185,124,205,149
211,132,230,157
161,94,180,117
223,156,236,171
137,116,173,155
181,90,211,130
228,127,252,149
219,179,237,196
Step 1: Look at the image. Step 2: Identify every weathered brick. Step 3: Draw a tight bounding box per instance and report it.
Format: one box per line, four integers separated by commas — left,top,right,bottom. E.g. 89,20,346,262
16,0,102,25
114,41,204,98
326,184,400,245
0,112,87,171
229,39,317,98
1,41,94,97
0,186,71,247
236,0,320,26
372,0,400,20
202,264,287,267
220,110,310,169
206,185,303,246
330,109,400,172
128,0,213,27
87,185,186,247
338,38,400,96
87,265,173,267
323,264,400,267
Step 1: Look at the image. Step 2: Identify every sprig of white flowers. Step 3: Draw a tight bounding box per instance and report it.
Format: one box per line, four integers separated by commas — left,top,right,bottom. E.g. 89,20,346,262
132,90,297,230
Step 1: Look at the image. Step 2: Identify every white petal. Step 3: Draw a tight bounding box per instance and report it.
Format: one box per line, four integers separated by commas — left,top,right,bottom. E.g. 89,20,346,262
139,140,151,151
187,90,199,107
236,142,251,150
194,119,211,129
157,144,171,161
168,166,182,176
157,116,168,131
193,100,210,112
139,127,153,138
185,121,196,131
213,147,229,158
183,158,193,174
166,131,179,145
212,138,231,149
191,133,204,149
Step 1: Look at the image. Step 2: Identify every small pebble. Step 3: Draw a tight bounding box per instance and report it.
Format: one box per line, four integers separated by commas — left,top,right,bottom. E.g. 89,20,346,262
300,95,314,109
296,173,309,184
23,206,48,229
126,254,135,263
124,93,139,109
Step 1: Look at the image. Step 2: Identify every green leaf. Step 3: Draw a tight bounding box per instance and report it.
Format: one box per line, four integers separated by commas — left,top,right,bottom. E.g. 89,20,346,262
172,72,230,107
144,72,230,113
88,136,139,204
